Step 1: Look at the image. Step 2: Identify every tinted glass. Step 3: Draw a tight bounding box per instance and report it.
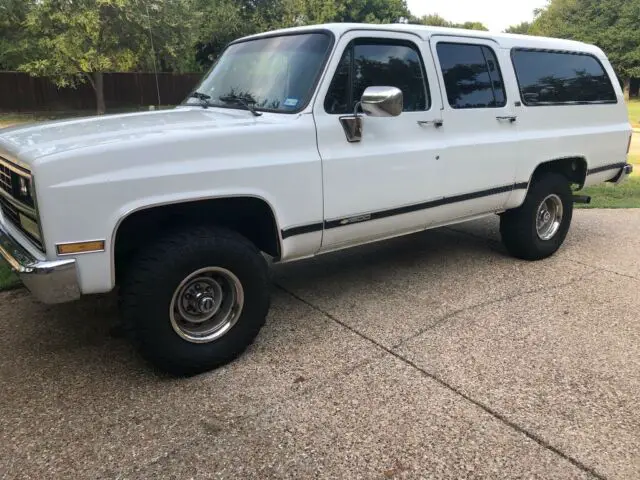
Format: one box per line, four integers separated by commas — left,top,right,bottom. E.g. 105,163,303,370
483,47,506,106
512,49,617,105
436,43,507,109
325,40,429,114
324,47,352,114
185,33,332,113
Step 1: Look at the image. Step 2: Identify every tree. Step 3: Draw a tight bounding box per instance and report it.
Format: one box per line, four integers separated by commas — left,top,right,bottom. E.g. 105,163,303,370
530,0,640,99
411,13,488,31
504,21,532,34
412,14,450,27
18,0,199,114
195,0,410,68
453,21,488,31
0,0,33,69
336,0,411,23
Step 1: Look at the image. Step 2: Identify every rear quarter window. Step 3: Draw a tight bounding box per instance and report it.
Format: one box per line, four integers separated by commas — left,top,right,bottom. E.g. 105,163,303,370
511,49,617,105
436,42,507,109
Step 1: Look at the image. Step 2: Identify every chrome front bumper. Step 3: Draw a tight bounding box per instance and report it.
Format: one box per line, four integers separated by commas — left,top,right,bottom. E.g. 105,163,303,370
0,222,80,304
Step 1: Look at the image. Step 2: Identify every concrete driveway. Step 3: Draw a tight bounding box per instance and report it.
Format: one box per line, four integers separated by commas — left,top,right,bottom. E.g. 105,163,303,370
1,209,639,479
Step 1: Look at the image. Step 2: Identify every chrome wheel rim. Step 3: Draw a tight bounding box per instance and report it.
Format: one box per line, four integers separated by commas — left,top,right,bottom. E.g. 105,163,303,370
170,267,244,344
536,194,563,241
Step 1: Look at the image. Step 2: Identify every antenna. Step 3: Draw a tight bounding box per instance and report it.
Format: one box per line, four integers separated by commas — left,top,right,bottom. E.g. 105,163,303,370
145,2,162,106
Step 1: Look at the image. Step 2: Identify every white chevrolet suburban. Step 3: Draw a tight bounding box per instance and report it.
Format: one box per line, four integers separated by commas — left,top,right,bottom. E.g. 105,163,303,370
0,24,634,375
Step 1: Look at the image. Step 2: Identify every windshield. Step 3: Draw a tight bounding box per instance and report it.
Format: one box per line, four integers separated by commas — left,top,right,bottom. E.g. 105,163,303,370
184,32,333,113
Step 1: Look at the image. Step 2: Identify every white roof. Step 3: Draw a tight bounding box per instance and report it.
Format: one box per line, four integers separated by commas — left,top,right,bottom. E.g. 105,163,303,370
239,23,604,57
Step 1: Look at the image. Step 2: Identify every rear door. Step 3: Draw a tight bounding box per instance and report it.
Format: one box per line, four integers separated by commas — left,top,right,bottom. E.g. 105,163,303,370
428,35,520,222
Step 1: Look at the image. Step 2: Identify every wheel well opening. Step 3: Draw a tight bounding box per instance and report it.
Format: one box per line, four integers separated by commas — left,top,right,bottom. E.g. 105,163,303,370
114,197,281,283
531,157,588,189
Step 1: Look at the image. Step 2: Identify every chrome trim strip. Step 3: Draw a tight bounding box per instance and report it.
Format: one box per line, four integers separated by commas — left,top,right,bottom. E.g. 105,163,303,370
0,188,37,218
0,155,32,177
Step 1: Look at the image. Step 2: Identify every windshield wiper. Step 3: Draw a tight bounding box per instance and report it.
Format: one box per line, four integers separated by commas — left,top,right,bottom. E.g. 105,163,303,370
190,91,212,109
219,94,262,117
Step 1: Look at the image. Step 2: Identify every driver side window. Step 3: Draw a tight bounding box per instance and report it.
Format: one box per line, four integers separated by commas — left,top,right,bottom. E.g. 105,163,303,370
324,38,431,115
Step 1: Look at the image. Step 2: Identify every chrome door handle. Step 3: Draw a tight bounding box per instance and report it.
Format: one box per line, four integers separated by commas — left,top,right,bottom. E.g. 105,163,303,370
417,119,443,128
496,116,517,123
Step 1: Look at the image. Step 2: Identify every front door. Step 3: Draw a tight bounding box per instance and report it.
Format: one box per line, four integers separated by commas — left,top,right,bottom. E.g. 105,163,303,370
314,31,446,251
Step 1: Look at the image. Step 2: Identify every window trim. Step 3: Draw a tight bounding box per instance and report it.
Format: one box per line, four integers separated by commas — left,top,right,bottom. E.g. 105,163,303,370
510,47,618,107
323,37,432,115
435,41,508,110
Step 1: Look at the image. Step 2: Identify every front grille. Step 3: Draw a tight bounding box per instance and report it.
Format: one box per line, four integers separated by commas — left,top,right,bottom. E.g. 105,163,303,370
0,162,12,196
0,157,43,250
0,195,20,225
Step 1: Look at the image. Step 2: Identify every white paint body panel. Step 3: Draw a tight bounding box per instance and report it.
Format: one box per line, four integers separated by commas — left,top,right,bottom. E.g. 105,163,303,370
0,23,632,296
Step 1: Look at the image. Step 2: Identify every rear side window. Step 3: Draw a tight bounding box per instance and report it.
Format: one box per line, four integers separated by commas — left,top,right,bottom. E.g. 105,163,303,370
511,49,617,105
436,43,507,109
325,39,430,114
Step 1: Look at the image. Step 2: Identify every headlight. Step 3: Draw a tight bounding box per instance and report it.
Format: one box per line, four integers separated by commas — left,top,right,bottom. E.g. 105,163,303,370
12,172,34,207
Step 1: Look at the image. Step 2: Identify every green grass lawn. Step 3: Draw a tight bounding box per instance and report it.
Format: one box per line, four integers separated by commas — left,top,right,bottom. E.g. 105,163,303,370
628,99,640,127
580,176,640,208
0,260,19,291
0,106,175,129
579,152,640,208
0,111,88,129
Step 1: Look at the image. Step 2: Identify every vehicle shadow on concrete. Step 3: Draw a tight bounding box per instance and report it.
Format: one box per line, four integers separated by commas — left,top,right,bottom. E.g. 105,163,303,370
1,226,501,376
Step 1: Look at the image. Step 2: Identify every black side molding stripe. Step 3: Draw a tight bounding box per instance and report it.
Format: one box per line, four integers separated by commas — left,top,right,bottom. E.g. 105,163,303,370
587,162,627,175
281,182,528,239
281,222,324,239
324,183,522,230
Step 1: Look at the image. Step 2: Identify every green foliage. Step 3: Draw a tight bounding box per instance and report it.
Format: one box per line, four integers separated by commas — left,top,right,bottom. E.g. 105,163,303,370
6,0,492,106
504,21,532,34
0,0,31,69
531,0,640,80
19,0,199,80
195,0,411,66
336,0,410,23
14,0,203,111
410,14,488,31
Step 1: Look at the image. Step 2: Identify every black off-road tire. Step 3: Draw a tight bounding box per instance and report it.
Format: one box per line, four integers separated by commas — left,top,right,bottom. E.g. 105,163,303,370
119,226,270,376
500,173,573,261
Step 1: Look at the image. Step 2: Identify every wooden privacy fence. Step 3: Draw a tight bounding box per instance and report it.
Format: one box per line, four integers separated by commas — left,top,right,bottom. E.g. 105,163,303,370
0,71,202,111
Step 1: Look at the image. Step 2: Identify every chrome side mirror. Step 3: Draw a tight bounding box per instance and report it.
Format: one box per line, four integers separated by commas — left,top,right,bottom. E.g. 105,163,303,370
361,86,403,117
339,86,403,143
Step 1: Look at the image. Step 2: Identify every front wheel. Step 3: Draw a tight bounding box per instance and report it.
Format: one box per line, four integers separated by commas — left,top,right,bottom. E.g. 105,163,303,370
119,226,270,376
500,173,573,261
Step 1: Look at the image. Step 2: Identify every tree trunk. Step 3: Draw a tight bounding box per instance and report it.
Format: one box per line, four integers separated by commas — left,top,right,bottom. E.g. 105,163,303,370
623,77,631,101
93,72,106,115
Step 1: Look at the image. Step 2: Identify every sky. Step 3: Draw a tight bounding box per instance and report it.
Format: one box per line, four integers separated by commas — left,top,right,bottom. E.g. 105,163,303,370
406,0,548,32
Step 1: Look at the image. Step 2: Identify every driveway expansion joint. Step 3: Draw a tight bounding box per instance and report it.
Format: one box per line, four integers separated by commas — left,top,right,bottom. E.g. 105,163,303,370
276,282,607,480
568,257,640,282
390,268,598,350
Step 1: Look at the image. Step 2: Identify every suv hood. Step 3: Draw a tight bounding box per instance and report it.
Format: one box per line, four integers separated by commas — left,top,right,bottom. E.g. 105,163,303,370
0,107,286,163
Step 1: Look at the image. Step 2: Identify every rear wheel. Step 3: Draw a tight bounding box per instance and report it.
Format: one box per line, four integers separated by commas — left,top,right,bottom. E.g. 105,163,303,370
500,173,573,260
119,226,270,376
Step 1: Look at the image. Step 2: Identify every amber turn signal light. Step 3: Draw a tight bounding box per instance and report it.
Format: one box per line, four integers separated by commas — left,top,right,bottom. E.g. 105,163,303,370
56,240,105,255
